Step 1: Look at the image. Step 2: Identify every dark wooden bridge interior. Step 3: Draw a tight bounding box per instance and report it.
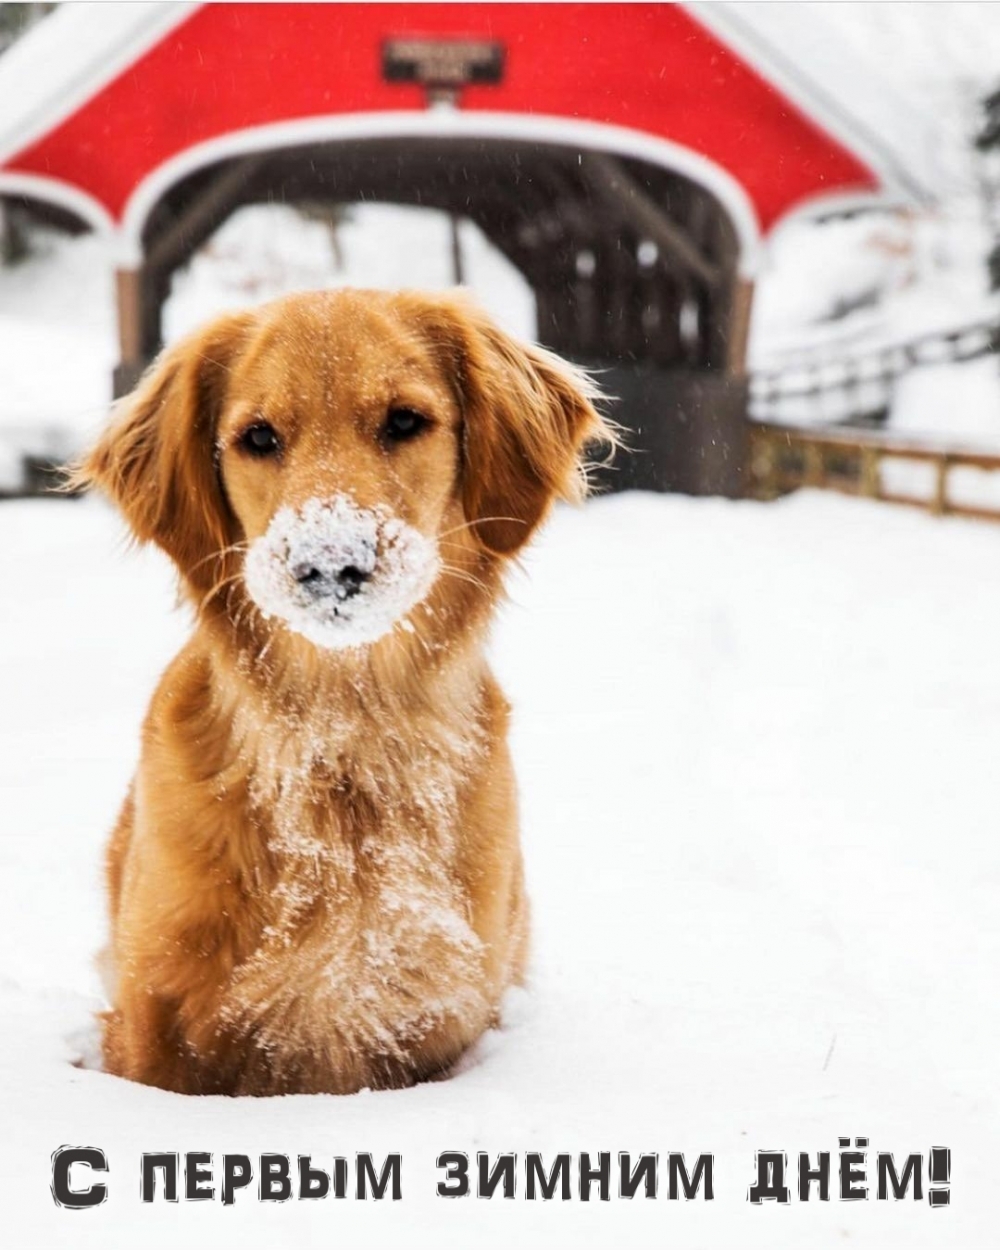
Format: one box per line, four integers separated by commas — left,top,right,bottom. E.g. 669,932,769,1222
121,136,752,496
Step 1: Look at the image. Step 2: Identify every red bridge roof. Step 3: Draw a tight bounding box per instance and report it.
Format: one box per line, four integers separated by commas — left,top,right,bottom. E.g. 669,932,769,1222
0,3,943,274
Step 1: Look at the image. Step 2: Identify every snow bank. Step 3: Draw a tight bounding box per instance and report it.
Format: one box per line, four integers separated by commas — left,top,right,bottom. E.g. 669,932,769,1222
0,228,116,475
1,489,997,1246
750,202,1000,443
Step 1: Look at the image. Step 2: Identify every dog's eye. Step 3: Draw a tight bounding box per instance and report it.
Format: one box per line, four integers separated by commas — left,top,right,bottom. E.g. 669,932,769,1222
239,422,282,457
383,408,429,443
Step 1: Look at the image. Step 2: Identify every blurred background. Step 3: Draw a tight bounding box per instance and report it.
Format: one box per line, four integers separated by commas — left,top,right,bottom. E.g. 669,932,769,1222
3,1,1000,510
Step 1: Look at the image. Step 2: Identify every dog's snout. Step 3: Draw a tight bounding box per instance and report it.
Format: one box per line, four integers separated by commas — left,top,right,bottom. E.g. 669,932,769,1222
245,494,438,647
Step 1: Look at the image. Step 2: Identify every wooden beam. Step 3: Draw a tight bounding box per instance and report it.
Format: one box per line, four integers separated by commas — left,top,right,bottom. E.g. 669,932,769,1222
579,153,722,288
115,267,143,366
449,214,464,285
145,153,267,277
113,266,153,397
726,277,754,375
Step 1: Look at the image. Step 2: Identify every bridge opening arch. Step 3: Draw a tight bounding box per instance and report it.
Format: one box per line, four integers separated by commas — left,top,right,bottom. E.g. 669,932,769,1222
118,119,758,495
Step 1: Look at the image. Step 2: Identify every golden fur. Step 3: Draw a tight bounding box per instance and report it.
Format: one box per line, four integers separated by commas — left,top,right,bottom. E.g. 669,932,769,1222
73,289,609,1096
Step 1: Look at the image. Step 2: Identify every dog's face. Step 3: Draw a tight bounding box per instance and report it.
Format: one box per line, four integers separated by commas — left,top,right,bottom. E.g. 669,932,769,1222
77,289,606,651
218,295,465,647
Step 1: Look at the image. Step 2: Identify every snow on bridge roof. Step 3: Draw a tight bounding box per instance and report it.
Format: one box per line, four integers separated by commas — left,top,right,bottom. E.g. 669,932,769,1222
0,4,190,170
692,2,950,206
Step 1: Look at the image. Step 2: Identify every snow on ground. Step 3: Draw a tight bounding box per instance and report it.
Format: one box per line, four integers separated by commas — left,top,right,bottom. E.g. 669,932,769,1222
2,488,998,1247
890,355,1000,449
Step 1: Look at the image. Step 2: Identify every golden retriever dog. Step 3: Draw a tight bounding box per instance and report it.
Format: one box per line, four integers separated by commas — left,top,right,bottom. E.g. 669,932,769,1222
73,289,610,1095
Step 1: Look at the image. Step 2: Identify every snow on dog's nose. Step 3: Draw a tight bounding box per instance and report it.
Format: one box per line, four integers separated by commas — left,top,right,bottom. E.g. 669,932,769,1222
244,494,439,649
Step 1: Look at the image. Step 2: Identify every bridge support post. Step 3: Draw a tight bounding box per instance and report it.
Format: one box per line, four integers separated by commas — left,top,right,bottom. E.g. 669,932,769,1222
113,267,148,398
726,278,754,375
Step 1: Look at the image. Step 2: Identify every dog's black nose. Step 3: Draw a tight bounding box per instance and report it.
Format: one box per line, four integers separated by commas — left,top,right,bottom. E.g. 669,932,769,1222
335,565,368,598
292,563,324,586
292,561,371,600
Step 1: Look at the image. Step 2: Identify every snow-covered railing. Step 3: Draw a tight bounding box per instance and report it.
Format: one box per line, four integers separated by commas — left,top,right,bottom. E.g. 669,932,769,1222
750,422,1000,523
749,317,999,425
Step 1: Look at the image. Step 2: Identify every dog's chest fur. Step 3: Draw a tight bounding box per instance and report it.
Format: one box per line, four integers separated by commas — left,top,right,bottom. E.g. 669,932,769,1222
208,682,491,1076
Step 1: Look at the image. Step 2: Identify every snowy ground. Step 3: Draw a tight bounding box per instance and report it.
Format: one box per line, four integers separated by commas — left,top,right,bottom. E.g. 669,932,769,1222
2,488,998,1247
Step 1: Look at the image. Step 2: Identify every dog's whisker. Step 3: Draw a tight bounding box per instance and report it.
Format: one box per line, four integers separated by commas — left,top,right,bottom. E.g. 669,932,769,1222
438,564,491,594
190,540,250,577
436,538,493,556
436,540,501,574
198,570,246,614
437,516,526,541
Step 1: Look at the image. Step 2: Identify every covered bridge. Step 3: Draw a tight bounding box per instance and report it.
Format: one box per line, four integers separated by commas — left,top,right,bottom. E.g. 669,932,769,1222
0,2,943,495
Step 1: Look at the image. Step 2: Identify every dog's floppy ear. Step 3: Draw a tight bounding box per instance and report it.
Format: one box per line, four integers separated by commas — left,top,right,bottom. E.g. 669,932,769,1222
70,311,254,589
418,295,611,555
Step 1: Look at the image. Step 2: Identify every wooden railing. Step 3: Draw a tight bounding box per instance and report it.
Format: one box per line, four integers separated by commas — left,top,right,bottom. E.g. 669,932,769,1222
750,422,1000,523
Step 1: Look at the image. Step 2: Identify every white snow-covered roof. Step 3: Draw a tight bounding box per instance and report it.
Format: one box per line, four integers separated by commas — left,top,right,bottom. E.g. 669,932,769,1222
0,2,193,166
691,2,953,204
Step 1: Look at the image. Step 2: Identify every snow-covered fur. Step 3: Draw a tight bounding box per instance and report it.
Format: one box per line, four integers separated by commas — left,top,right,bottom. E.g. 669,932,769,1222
72,288,609,1095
